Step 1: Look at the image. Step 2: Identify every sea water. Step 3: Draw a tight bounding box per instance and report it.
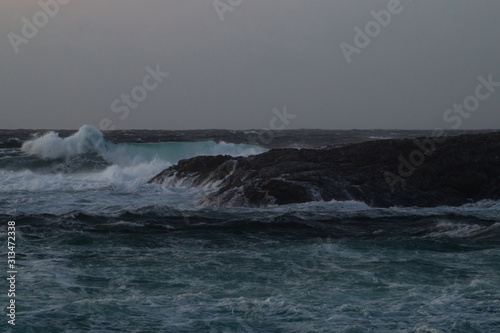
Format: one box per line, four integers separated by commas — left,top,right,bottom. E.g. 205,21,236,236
1,126,499,332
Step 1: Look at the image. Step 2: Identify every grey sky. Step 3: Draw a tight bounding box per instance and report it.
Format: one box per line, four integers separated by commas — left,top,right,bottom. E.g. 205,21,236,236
1,0,499,130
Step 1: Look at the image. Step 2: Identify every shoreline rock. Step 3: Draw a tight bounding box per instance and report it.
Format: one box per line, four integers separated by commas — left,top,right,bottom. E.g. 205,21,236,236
148,132,500,208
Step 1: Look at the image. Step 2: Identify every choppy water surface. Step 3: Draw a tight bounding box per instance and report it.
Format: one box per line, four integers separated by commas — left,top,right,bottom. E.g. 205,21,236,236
1,127,499,332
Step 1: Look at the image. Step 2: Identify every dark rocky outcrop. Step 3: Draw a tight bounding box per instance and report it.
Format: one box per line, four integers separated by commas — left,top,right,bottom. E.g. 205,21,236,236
148,132,500,208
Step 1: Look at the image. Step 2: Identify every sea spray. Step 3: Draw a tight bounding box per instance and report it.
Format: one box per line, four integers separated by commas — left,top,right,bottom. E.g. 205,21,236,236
21,125,267,166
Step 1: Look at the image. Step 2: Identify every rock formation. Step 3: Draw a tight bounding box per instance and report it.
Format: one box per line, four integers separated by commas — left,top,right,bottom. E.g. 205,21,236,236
149,132,500,208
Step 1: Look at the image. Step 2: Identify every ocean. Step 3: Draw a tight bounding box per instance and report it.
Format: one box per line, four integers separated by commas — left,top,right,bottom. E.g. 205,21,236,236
1,126,499,332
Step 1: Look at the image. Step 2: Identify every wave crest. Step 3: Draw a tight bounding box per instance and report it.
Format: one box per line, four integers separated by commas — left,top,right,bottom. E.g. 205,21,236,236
21,125,267,167
22,125,107,160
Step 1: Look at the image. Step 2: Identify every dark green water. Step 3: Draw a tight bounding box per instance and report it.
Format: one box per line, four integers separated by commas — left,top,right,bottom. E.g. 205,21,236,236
2,211,499,333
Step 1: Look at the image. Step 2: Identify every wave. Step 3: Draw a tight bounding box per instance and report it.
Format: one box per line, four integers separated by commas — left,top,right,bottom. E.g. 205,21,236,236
0,137,24,149
0,126,267,193
21,125,267,167
5,204,500,242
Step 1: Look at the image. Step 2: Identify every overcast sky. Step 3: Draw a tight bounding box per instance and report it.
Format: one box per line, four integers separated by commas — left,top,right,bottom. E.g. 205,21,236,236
1,0,499,130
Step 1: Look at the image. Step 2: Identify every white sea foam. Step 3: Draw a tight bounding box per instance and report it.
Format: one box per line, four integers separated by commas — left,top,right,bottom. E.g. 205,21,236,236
429,220,486,238
6,125,267,197
21,125,267,166
22,125,107,160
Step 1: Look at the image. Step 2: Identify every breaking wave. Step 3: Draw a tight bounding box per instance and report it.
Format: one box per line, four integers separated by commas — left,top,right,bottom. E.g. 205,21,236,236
21,125,266,167
0,125,267,193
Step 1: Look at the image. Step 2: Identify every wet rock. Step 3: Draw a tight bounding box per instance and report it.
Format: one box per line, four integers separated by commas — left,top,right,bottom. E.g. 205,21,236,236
149,132,500,208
